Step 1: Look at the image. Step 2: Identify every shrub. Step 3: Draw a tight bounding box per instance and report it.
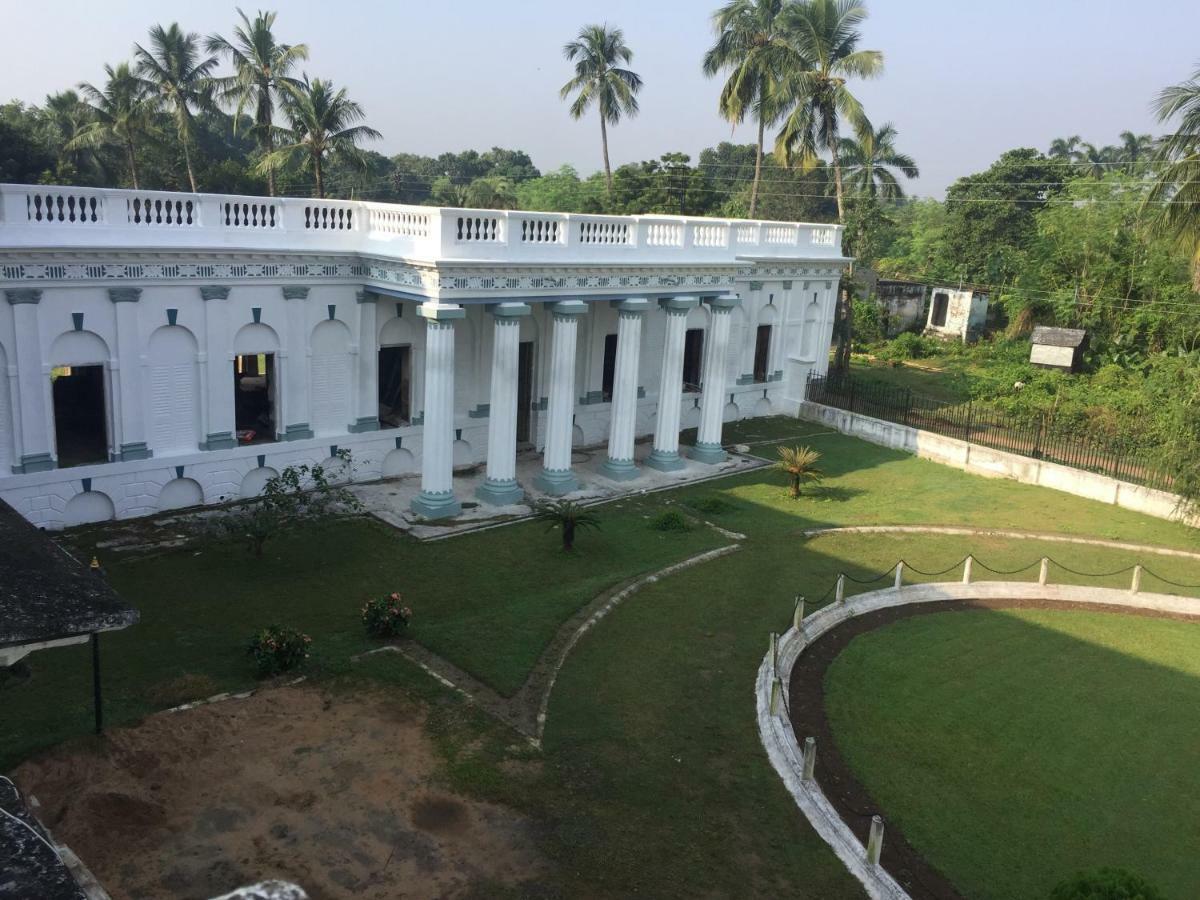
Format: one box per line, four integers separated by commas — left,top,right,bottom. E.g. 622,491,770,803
775,446,824,499
1050,868,1165,900
689,494,738,515
362,592,413,638
532,499,601,551
247,624,312,677
649,509,690,532
877,332,929,361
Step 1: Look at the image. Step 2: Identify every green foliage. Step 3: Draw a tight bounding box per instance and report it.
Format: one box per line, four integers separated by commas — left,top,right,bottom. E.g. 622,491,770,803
532,499,601,551
246,624,311,677
648,509,691,532
1050,868,1166,900
361,592,412,638
775,445,823,498
686,493,740,515
851,297,884,345
875,332,930,360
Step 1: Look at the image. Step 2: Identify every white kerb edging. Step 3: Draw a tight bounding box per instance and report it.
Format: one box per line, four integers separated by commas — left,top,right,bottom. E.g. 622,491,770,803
756,581,1200,900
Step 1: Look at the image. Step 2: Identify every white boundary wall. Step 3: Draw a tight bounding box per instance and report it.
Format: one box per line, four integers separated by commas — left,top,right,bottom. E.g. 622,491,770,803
798,401,1193,525
756,580,1200,899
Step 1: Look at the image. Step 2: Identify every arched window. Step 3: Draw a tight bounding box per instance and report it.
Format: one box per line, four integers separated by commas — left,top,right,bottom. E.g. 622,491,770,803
48,330,111,467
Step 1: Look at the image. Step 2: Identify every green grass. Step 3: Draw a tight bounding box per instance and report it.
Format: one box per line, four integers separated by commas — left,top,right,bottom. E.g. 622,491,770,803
5,416,1200,899
825,609,1200,900
849,356,971,402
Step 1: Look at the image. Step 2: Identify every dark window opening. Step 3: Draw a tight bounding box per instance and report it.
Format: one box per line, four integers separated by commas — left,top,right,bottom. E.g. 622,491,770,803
52,364,107,467
682,329,704,392
753,324,772,383
234,353,277,444
601,333,618,402
517,341,533,444
378,345,412,428
931,292,950,327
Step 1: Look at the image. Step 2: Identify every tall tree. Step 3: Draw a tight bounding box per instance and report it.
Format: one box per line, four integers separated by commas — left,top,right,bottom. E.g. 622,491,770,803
41,91,106,182
1118,130,1154,172
560,24,643,196
1047,135,1083,161
773,0,882,223
265,76,381,198
837,119,918,201
206,8,308,196
1076,141,1119,178
702,0,796,217
1147,64,1200,289
134,23,220,192
71,63,156,189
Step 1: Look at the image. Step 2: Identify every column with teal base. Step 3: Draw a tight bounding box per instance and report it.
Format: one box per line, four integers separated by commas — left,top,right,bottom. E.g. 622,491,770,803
411,302,464,518
476,302,531,505
691,294,741,464
533,300,587,495
646,296,698,471
599,298,649,481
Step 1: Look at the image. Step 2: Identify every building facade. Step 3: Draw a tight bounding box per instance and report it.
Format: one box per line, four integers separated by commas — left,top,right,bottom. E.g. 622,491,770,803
0,184,847,528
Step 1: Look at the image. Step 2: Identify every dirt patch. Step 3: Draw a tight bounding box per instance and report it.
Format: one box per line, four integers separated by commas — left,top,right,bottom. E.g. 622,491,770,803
788,598,1200,900
12,684,545,900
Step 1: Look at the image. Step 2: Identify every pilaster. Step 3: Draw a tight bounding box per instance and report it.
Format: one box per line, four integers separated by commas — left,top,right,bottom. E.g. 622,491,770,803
350,289,380,433
282,286,312,440
108,287,151,460
5,289,54,471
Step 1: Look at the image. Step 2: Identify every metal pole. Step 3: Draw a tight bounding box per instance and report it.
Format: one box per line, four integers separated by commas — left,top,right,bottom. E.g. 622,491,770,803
91,633,103,735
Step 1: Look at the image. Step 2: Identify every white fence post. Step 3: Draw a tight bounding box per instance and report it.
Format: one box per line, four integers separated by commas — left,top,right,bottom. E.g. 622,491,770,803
1131,565,1143,594
793,596,805,630
1039,557,1049,586
866,815,885,866
769,677,784,717
835,574,846,603
893,562,903,590
802,736,816,781
769,631,778,675
962,555,974,585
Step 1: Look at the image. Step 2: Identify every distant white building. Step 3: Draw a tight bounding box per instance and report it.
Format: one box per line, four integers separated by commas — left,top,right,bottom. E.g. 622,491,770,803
0,184,848,527
924,287,988,341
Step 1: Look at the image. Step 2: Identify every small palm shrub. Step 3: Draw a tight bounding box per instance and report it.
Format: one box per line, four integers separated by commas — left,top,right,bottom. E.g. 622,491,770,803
247,625,311,677
1050,868,1165,900
649,509,690,532
775,446,824,499
362,592,413,638
532,499,600,551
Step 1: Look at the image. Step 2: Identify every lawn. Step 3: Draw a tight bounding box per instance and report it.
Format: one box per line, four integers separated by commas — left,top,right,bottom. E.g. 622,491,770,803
825,608,1200,900
5,416,1200,898
849,355,972,402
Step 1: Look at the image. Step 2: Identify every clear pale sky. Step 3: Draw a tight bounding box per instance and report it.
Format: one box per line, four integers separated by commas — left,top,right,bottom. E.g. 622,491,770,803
3,0,1197,196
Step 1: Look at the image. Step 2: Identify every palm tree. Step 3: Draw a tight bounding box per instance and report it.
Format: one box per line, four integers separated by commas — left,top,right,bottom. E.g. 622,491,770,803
532,499,600,551
135,23,220,192
773,0,883,223
702,0,797,217
206,9,309,196
1147,65,1200,290
560,24,643,196
41,90,105,182
775,445,823,498
70,63,157,189
1048,135,1083,161
837,120,918,201
264,76,381,198
1076,142,1119,178
1118,130,1154,173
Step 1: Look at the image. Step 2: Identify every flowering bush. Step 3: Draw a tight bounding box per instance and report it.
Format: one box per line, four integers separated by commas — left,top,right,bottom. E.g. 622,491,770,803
362,592,413,638
247,624,312,677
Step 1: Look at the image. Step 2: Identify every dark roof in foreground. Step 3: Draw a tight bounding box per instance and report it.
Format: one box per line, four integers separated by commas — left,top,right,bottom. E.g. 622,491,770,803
1031,326,1087,348
0,499,138,648
0,778,87,900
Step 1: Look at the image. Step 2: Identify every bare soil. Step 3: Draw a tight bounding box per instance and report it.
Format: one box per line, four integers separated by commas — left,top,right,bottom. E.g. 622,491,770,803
12,684,545,900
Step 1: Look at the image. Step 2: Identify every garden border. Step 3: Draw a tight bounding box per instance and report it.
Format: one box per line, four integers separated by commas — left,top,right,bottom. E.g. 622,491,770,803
756,580,1200,900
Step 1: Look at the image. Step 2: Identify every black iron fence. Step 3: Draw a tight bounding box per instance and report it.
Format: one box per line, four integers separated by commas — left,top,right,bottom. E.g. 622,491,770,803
805,373,1173,492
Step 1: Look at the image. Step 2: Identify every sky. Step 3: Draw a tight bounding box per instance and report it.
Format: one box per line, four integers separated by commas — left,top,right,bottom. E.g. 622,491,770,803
2,0,1198,198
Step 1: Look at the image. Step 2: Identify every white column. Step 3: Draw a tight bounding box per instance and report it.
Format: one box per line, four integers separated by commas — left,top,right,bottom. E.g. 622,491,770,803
350,289,380,432
109,288,150,460
692,295,741,464
476,301,531,505
814,280,836,378
533,300,587,495
411,301,464,518
599,298,649,480
282,286,312,440
646,296,698,471
200,286,236,449
4,290,54,472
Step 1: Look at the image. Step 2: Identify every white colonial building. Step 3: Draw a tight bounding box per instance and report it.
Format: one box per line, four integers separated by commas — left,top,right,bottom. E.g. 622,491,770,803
0,183,846,527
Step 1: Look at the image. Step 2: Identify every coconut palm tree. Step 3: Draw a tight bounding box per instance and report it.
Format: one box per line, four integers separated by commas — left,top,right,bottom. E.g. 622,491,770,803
702,0,798,217
773,0,882,223
775,445,823,498
134,23,220,192
263,76,381,198
1076,142,1119,178
532,499,600,552
837,120,918,201
206,9,308,196
1147,65,1200,290
560,24,643,196
70,63,157,189
1048,135,1083,161
41,90,105,182
1118,130,1154,173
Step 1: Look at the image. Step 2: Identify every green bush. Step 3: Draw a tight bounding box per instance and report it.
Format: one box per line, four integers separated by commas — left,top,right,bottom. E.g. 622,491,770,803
688,494,738,515
362,592,413,638
247,624,312,677
877,332,930,361
1050,868,1165,900
649,509,691,532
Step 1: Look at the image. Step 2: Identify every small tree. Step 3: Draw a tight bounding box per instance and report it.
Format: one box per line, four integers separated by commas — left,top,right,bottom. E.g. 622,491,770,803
775,446,824,499
222,451,360,558
532,499,600,551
